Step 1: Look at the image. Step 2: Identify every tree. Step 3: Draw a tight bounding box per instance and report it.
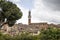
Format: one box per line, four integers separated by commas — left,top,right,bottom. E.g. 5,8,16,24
0,32,39,40
39,27,60,40
0,0,22,28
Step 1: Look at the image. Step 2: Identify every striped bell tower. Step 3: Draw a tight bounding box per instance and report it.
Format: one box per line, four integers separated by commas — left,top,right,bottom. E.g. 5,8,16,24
28,10,31,25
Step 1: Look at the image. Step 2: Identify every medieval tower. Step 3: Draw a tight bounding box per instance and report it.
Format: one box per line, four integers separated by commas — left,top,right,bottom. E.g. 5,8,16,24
28,10,31,25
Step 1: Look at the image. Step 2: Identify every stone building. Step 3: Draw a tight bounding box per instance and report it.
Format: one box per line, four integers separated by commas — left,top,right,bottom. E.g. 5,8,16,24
0,10,60,35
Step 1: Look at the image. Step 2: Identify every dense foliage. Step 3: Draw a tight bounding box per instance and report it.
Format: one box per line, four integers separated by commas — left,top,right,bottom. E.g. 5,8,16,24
0,0,22,27
0,27,60,40
0,32,39,40
39,27,60,40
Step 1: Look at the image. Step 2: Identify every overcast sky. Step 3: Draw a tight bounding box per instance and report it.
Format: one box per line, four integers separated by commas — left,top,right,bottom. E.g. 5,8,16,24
9,0,60,24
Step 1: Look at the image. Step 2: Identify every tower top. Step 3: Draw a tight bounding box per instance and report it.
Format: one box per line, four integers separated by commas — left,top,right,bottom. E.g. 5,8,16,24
28,10,31,18
29,10,31,13
28,10,31,25
28,10,31,16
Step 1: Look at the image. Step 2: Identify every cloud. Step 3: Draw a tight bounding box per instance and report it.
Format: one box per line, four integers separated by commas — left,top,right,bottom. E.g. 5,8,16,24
9,0,21,3
8,0,60,24
32,0,60,24
42,0,60,11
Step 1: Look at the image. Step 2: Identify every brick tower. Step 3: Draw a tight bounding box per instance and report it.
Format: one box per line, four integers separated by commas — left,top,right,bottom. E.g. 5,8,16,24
28,10,31,25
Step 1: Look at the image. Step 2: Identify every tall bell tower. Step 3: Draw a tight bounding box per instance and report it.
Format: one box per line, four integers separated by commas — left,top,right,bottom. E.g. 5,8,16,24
28,10,31,25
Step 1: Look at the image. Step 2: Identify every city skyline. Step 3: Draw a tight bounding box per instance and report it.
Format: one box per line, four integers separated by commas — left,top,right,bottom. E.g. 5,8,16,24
9,0,60,24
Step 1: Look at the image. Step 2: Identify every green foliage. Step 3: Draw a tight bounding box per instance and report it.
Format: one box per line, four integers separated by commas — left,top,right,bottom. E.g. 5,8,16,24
0,32,38,40
0,0,22,27
39,27,60,40
0,27,60,40
13,33,38,40
0,32,12,40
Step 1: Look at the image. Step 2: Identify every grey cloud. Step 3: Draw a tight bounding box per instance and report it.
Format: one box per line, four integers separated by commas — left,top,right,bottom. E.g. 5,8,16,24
42,0,60,11
49,18,60,24
39,16,60,24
